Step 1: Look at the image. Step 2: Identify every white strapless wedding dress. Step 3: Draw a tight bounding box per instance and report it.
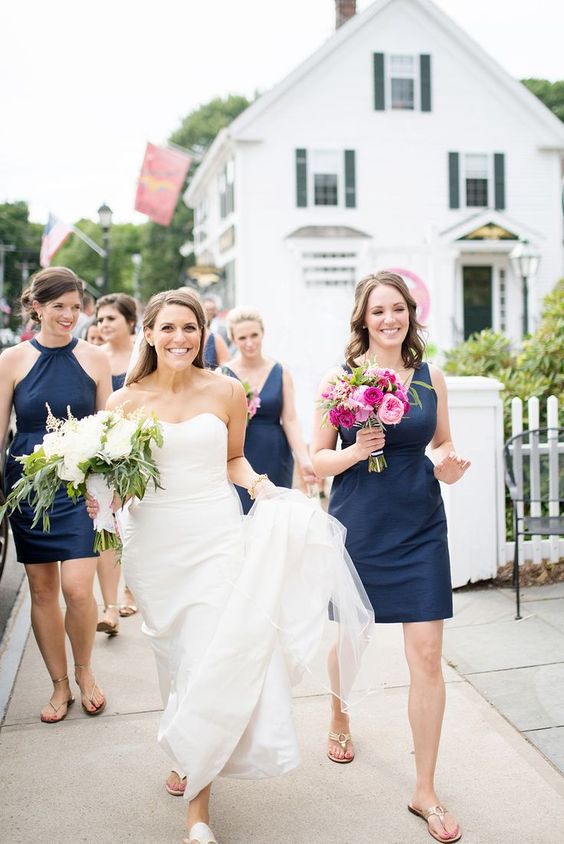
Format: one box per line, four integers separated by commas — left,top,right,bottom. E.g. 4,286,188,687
122,413,373,801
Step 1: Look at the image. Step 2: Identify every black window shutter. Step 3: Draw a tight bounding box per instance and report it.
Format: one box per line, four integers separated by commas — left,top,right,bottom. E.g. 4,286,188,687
373,53,385,110
296,149,307,207
494,153,505,210
420,54,431,112
344,150,356,208
448,152,460,209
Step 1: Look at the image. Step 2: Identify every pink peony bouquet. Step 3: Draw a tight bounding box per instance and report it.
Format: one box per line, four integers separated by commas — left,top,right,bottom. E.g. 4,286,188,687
319,362,411,472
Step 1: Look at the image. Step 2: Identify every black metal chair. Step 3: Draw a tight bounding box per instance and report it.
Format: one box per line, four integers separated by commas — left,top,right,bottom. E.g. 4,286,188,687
503,427,564,619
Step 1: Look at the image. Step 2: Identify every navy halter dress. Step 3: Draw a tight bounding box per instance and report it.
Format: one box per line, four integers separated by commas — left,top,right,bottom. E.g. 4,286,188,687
203,333,218,369
328,363,452,623
112,373,126,391
4,337,98,563
222,362,294,514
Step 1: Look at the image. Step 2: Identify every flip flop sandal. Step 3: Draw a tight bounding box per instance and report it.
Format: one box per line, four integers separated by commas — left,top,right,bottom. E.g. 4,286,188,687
165,770,186,796
327,731,355,764
40,675,75,723
184,822,218,844
408,804,462,842
74,663,106,716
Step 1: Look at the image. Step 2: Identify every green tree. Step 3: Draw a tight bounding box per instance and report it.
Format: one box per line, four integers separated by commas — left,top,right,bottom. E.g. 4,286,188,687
55,220,142,295
138,94,251,300
521,78,564,122
0,202,43,319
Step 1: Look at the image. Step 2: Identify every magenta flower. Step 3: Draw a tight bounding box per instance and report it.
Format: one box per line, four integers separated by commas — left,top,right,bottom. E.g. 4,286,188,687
338,408,357,428
364,387,384,406
377,393,405,425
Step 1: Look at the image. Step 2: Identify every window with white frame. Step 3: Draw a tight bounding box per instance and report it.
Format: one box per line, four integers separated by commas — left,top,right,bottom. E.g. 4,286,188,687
194,197,208,245
311,150,341,206
302,251,357,286
218,159,235,219
464,153,489,207
389,54,417,110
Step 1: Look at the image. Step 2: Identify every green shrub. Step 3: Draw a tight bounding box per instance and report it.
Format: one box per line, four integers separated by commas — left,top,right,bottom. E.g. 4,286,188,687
444,279,564,438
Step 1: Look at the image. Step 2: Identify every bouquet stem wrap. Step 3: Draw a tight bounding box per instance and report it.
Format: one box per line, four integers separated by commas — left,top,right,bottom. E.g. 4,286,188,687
361,417,387,473
86,473,120,552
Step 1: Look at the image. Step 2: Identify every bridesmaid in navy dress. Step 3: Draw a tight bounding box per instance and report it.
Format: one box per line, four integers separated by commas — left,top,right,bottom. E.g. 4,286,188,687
0,267,112,722
221,306,316,513
312,272,469,844
95,293,139,631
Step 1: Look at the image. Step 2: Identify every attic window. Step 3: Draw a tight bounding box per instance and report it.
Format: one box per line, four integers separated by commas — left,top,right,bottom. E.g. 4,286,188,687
390,55,416,110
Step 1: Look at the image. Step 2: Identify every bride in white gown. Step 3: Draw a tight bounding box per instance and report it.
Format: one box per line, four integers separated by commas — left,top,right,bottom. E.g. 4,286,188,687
89,289,373,844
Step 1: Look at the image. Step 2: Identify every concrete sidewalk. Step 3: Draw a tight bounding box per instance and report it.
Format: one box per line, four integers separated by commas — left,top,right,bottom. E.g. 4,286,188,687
1,577,563,844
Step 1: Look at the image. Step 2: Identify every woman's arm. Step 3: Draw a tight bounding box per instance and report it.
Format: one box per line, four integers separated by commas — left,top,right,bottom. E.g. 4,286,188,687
280,368,316,484
310,368,385,479
428,365,470,484
0,347,17,451
225,378,274,495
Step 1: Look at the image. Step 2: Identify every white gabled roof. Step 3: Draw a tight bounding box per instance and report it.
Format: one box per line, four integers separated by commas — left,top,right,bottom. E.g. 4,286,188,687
186,0,564,203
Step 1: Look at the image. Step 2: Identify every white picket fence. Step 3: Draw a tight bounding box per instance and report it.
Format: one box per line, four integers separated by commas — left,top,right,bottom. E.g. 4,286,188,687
506,394,563,564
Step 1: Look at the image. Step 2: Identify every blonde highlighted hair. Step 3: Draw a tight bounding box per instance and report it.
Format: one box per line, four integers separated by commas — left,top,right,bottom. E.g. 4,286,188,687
226,306,264,341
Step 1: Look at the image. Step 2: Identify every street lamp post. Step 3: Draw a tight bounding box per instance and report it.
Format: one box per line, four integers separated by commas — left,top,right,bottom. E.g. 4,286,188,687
97,203,113,293
509,239,541,338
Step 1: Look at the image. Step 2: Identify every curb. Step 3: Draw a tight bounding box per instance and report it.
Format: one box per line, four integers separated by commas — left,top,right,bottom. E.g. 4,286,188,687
0,579,30,725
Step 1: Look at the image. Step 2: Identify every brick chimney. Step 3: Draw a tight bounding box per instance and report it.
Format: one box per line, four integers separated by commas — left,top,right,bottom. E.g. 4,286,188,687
335,0,356,28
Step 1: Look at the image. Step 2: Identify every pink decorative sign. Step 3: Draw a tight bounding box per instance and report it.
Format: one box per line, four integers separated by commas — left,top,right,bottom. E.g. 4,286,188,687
387,267,431,324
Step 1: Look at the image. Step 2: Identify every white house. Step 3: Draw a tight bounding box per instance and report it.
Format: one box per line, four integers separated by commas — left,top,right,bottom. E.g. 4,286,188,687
185,0,564,432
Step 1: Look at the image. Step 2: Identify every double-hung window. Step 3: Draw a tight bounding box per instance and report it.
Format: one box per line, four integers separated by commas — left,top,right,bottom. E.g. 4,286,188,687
465,154,489,207
390,54,416,110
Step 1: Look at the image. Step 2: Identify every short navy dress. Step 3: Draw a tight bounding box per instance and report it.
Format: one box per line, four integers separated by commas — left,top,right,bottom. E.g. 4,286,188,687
4,337,98,563
328,363,452,623
222,362,294,514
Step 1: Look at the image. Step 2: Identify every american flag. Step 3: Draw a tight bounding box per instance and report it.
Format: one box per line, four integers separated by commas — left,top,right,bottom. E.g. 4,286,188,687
39,214,73,267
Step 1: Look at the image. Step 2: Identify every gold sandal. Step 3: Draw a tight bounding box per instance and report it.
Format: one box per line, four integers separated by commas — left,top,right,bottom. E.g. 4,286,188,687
74,663,106,716
40,675,75,724
96,604,119,636
327,730,355,764
408,804,462,842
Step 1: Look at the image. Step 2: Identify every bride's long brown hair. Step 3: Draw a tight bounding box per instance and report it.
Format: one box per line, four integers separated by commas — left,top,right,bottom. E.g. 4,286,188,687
345,271,425,370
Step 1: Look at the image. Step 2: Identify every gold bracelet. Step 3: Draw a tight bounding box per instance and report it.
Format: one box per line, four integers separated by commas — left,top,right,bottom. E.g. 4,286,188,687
248,474,269,500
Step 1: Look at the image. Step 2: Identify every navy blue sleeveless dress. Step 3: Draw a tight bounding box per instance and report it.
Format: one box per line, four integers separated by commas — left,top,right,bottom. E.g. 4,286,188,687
112,373,126,391
328,363,452,623
203,333,218,369
223,363,294,514
4,337,98,563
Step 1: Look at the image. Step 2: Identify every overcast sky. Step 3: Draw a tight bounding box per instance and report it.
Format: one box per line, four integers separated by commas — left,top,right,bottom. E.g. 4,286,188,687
1,0,562,227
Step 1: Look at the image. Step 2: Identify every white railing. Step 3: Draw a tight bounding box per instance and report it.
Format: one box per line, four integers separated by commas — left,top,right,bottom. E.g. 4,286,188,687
506,395,562,565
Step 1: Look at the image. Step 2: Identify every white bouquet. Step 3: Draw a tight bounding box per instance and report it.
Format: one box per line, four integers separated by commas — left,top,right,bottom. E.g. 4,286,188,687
0,405,163,552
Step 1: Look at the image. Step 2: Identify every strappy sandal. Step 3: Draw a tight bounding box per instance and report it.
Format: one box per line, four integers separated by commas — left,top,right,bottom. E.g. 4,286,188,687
408,804,462,842
74,663,106,716
118,603,137,617
96,604,119,636
40,675,75,724
327,730,355,764
165,769,186,796
184,822,218,844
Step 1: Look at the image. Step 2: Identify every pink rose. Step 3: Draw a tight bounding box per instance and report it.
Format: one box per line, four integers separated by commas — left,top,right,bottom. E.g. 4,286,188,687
377,393,405,425
338,408,357,428
328,407,342,428
364,387,384,406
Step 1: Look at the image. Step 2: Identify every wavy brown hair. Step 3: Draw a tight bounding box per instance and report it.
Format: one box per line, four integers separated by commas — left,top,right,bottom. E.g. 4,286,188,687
126,289,207,385
345,271,425,370
21,266,84,323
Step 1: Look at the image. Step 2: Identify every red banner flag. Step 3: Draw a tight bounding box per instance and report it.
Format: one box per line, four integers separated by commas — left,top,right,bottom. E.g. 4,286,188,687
134,143,192,226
